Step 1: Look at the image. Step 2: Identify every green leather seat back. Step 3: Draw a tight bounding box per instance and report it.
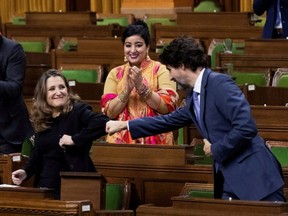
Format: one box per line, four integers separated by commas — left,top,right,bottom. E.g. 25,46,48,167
97,17,129,27
145,18,176,35
210,41,245,68
12,16,26,25
276,75,288,87
193,143,213,165
233,72,267,86
105,184,123,210
21,138,33,157
210,43,225,69
231,42,245,54
61,41,77,51
188,190,214,198
19,41,46,53
62,69,98,83
271,147,288,167
193,0,221,12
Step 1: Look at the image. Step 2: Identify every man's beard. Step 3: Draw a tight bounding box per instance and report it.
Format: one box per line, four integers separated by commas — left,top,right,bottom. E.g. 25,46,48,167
176,82,190,90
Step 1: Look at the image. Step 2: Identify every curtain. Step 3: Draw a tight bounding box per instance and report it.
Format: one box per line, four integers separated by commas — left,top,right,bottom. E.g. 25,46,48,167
90,0,121,13
0,0,66,24
240,0,253,12
1,0,250,24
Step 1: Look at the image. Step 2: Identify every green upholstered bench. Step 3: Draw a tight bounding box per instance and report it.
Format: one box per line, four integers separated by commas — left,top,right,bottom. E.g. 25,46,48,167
275,74,288,87
97,17,129,27
61,69,99,83
105,179,131,210
193,0,221,12
233,72,268,86
19,41,47,53
180,182,214,198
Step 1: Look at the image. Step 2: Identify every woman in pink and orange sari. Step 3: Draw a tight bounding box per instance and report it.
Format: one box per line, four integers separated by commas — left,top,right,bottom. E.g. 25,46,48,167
101,20,178,145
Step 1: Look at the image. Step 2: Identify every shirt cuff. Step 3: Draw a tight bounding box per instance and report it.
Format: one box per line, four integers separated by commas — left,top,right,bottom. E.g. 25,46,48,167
127,121,130,131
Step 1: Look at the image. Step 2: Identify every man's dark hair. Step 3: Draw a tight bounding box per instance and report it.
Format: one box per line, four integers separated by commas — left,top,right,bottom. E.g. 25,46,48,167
159,36,208,71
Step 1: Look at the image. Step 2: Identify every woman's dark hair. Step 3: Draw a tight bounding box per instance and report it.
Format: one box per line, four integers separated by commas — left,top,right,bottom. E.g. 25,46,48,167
121,20,150,46
159,36,208,71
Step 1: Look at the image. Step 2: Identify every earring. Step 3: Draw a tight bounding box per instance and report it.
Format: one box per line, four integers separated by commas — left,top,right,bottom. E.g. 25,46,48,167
124,56,128,62
146,52,151,61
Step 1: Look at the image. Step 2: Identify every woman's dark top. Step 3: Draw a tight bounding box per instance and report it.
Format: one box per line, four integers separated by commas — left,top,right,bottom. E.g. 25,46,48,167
23,102,109,195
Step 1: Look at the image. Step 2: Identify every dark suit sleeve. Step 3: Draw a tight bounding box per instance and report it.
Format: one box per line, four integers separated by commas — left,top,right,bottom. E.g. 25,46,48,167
71,103,110,146
0,42,26,99
253,0,271,16
129,107,193,140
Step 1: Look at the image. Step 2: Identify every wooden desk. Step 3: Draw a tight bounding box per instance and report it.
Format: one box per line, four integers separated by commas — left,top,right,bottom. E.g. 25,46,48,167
92,143,213,208
137,197,288,216
0,198,94,216
3,24,123,49
24,52,52,97
0,154,31,185
242,85,288,106
217,53,288,72
154,25,262,52
25,12,97,26
77,37,123,53
251,105,288,141
177,12,256,27
244,38,288,57
60,172,106,210
0,186,54,199
52,49,159,80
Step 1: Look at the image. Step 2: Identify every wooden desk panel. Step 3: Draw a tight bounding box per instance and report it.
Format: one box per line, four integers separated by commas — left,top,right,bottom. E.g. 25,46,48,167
242,85,288,106
251,106,288,141
217,53,288,72
0,154,30,185
53,50,159,80
77,37,123,53
92,143,194,167
3,24,122,48
177,12,255,27
137,197,288,216
155,25,262,52
92,143,213,208
0,186,54,199
244,38,288,57
25,12,97,26
60,172,106,211
0,198,94,216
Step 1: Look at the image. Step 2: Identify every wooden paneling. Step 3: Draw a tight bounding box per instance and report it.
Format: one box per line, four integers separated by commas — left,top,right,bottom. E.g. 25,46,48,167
137,197,288,216
92,143,213,209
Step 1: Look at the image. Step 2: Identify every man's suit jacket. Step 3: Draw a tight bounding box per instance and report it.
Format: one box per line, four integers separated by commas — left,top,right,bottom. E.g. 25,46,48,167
253,0,288,38
0,36,33,145
129,68,284,200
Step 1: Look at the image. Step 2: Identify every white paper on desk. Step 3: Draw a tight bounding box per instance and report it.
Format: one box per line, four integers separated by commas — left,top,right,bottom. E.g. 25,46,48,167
0,184,20,188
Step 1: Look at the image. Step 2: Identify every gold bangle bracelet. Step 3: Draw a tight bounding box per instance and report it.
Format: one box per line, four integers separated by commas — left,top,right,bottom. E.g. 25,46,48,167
118,89,129,103
141,89,152,100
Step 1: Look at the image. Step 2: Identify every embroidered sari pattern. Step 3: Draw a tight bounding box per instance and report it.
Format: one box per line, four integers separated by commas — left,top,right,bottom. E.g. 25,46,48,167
101,59,178,144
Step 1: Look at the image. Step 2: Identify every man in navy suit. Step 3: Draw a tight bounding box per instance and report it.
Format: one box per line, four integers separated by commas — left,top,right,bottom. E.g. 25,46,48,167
253,0,288,38
0,34,34,154
106,36,286,201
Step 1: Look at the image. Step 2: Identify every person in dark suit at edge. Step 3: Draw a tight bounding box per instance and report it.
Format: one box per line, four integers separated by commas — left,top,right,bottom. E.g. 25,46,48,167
253,0,288,38
106,36,286,201
0,33,34,154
